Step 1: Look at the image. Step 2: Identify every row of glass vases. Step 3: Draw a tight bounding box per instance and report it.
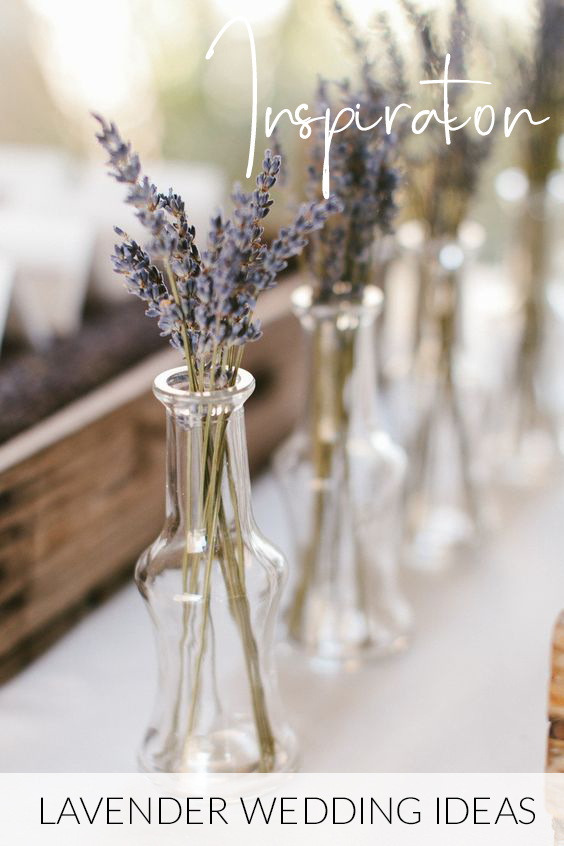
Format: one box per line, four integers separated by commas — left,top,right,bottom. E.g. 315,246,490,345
135,195,561,774
136,281,413,776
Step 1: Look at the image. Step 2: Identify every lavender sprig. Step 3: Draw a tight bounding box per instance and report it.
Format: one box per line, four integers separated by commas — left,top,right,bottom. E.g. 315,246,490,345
396,0,492,237
95,115,339,387
519,0,564,185
305,76,400,300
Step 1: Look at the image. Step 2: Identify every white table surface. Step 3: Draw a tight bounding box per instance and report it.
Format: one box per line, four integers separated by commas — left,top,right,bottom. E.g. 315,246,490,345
1,472,563,773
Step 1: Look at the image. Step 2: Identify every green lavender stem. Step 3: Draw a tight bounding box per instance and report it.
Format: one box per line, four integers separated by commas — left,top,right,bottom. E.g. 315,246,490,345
217,504,276,772
513,198,548,444
410,269,478,531
180,408,276,772
288,321,368,643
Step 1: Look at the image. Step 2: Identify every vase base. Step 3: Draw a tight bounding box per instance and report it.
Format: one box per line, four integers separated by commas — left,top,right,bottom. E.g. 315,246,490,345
497,426,561,489
289,630,410,673
406,504,478,573
139,725,298,777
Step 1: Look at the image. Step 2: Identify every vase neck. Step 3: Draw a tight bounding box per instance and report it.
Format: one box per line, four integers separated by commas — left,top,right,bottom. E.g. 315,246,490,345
293,284,382,437
155,367,254,534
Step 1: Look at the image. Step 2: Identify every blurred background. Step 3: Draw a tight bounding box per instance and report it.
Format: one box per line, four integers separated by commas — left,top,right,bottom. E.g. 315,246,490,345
3,0,562,468
1,0,564,770
0,0,555,353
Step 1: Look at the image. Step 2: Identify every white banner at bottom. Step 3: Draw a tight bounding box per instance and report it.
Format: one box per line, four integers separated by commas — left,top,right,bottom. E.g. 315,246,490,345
0,773,561,844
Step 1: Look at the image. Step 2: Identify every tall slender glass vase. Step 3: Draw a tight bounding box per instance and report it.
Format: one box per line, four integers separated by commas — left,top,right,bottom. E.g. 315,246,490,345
136,367,298,774
274,284,411,670
404,240,484,572
492,185,562,486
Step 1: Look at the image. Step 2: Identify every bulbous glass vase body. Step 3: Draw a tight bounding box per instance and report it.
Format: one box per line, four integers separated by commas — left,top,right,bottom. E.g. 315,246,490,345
136,367,297,775
274,284,412,671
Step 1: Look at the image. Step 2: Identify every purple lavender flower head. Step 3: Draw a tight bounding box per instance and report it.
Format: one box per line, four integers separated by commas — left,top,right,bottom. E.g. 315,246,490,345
94,115,339,387
305,77,400,301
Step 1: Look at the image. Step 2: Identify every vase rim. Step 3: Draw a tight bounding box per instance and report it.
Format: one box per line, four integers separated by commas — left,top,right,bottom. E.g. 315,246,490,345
153,366,255,407
291,282,383,317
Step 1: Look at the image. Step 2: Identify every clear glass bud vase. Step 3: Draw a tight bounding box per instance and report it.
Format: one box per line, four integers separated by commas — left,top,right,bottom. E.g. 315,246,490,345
136,367,297,775
274,284,412,670
404,241,483,571
491,183,562,486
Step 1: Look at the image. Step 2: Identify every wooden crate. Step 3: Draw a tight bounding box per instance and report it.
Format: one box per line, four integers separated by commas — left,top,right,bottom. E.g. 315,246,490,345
548,612,564,773
0,282,305,680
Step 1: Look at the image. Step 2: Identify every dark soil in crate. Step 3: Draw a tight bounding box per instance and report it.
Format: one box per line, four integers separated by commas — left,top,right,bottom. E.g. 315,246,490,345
0,300,164,445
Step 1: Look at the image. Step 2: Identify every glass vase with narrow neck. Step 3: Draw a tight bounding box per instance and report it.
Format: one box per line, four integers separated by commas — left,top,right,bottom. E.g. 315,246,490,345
489,182,563,486
135,367,297,776
404,240,485,572
274,284,412,671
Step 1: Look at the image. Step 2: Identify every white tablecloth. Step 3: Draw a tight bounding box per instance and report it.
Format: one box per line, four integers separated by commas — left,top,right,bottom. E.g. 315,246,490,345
1,473,562,773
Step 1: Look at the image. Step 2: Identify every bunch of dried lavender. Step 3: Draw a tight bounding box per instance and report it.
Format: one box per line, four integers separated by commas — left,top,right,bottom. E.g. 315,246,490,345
303,6,401,302
306,78,399,300
399,0,492,238
95,115,339,389
95,115,338,772
520,0,564,188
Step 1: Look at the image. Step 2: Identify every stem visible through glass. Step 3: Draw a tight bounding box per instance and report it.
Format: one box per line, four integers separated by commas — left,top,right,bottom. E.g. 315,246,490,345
288,319,369,641
163,403,276,772
160,306,276,771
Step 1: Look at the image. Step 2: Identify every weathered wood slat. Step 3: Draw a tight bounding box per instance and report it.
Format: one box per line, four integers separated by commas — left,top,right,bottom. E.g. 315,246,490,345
547,613,564,773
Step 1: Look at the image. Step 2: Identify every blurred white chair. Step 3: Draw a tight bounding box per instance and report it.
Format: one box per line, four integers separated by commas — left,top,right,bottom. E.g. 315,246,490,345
0,145,73,213
0,148,226,348
0,146,95,348
0,209,94,347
